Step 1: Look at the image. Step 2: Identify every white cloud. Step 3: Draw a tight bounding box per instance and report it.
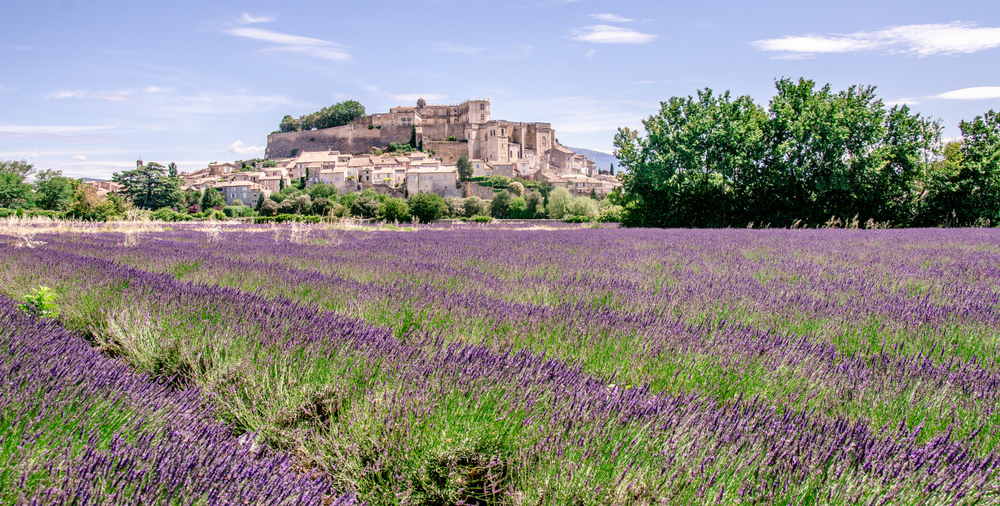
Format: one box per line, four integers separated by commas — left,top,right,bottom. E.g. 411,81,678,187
226,27,351,61
884,98,919,106
46,89,87,100
754,22,1000,57
239,12,273,24
227,141,265,154
585,49,596,59
389,93,447,103
143,86,174,93
26,151,40,159
72,155,87,160
0,125,112,135
571,25,657,44
0,86,15,93
929,86,1000,100
591,14,632,23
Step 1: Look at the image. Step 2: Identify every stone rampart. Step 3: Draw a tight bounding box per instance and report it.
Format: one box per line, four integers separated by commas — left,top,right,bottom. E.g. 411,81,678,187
266,123,470,159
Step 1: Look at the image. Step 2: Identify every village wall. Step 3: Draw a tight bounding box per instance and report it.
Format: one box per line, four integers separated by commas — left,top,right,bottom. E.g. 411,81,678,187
266,123,470,158
424,141,470,164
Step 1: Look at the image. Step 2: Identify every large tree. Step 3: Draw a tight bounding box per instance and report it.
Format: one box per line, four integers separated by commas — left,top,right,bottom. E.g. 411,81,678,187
408,192,448,223
112,162,183,210
613,79,939,228
456,154,473,181
284,100,366,131
34,169,78,211
0,160,35,208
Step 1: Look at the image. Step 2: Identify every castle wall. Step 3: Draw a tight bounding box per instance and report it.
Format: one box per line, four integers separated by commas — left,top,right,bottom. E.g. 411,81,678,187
265,123,470,158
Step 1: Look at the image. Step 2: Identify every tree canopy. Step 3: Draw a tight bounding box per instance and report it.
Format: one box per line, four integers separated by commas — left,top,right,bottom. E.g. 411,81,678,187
279,100,366,132
613,78,951,228
112,162,183,210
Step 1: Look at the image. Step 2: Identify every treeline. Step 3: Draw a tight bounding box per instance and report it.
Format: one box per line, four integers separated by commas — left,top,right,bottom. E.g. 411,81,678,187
259,180,622,224
0,160,117,219
612,78,1000,228
278,100,366,133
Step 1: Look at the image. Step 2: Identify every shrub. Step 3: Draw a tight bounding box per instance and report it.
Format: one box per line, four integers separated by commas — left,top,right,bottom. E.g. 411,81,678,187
222,205,254,218
567,197,600,220
151,207,193,222
408,192,448,223
448,135,457,141
381,197,410,223
490,191,513,219
0,208,15,218
259,199,279,216
507,181,524,197
471,215,493,223
463,196,487,218
562,215,592,223
19,286,57,318
546,187,572,219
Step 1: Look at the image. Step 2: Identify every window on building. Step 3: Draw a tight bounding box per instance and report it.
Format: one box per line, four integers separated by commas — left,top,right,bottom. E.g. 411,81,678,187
479,103,485,110
480,114,485,121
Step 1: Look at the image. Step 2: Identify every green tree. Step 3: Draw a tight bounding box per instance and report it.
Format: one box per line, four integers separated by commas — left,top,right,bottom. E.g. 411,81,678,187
306,183,338,200
507,181,524,196
34,169,78,211
0,159,35,209
568,197,600,220
295,100,366,131
201,188,225,210
0,160,36,178
490,191,513,219
947,110,1000,224
113,162,182,210
613,79,939,228
259,198,279,216
463,195,487,217
351,191,380,218
381,196,410,222
279,115,300,132
546,187,573,219
456,154,473,180
610,163,615,176
524,191,545,218
408,192,448,223
409,127,418,149
311,197,334,216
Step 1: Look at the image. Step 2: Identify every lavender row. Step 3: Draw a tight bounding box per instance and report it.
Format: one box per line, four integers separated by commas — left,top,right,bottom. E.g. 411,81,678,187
3,244,999,502
0,296,351,506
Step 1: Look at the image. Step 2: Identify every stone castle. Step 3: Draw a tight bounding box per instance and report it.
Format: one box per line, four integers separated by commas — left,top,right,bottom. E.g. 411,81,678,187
265,98,596,178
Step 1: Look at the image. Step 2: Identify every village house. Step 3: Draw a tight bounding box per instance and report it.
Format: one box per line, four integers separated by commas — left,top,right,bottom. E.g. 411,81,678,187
487,161,515,179
214,181,268,207
406,165,460,197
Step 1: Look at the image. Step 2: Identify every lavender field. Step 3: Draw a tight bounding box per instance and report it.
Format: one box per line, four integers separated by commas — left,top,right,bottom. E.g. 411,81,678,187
2,221,1000,505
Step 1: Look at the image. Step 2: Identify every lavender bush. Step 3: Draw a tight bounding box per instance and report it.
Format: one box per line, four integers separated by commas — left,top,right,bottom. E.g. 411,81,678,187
2,224,1000,504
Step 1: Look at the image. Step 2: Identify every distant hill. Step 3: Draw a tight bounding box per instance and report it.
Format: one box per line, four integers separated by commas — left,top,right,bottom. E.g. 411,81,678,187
566,147,624,174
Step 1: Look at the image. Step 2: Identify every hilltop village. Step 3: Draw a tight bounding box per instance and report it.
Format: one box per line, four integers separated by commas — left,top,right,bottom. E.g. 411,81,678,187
180,99,620,207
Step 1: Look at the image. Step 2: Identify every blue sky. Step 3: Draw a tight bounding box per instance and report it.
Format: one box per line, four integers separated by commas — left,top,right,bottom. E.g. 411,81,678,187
2,0,998,179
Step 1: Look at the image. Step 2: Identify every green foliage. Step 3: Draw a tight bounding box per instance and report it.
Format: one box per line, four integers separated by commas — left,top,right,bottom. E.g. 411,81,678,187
151,207,193,222
310,197,335,216
489,191,513,219
286,100,366,131
523,191,545,218
386,142,415,154
567,196,600,220
444,197,466,218
409,126,418,149
470,214,493,223
113,162,183,210
380,196,410,222
259,199,279,216
222,205,254,218
456,154,473,180
507,181,524,197
350,190,380,218
486,175,511,188
598,198,624,223
463,195,487,218
33,170,78,211
448,135,457,141
263,159,279,168
305,183,337,200
408,192,448,223
253,214,321,224
546,187,573,219
0,159,35,209
562,215,592,223
200,188,225,210
19,286,57,318
613,79,944,228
